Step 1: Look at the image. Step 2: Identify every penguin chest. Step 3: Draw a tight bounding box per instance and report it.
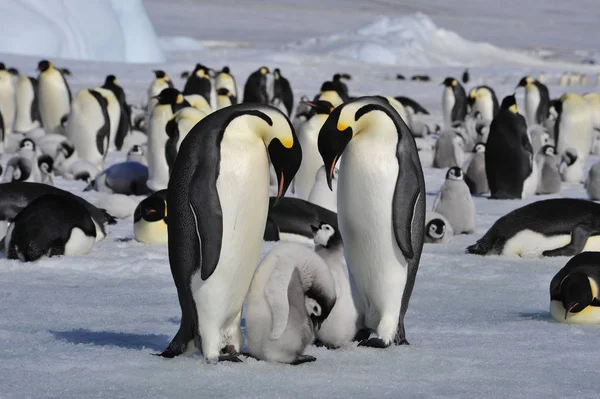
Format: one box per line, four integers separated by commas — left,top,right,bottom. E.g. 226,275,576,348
550,301,600,324
134,220,168,244
63,227,96,256
524,88,540,125
296,116,326,199
442,88,455,126
39,74,70,130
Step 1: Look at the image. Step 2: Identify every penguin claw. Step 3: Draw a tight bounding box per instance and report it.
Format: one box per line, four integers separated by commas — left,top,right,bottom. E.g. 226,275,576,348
358,337,389,349
290,355,317,365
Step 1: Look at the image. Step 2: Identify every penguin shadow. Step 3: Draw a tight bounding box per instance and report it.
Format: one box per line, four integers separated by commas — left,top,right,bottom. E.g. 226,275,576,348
50,328,170,351
518,311,551,321
114,237,133,243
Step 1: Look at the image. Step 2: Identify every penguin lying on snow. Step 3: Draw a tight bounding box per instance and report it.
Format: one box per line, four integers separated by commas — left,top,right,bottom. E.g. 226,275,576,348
467,199,600,257
246,243,336,364
550,251,600,324
425,212,454,244
85,162,151,196
5,194,97,262
134,190,168,244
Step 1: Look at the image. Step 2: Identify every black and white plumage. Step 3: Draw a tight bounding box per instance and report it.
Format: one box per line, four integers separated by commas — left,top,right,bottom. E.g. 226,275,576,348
517,76,550,126
425,212,454,244
464,142,489,195
183,63,214,106
126,144,147,166
14,74,40,134
442,77,467,128
37,60,71,134
102,75,131,150
536,145,561,195
271,68,293,117
467,86,499,122
133,190,168,244
215,66,238,104
37,154,54,185
432,167,475,234
243,66,269,105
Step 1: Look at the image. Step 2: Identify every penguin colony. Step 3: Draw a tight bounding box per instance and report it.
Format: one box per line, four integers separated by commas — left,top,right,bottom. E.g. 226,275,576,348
1,57,600,368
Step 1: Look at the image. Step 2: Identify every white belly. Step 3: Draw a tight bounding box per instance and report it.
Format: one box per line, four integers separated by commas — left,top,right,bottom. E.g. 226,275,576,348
0,75,16,133
473,96,494,122
501,230,600,257
134,220,168,244
66,90,106,170
308,177,337,212
14,76,39,134
442,88,455,128
556,108,593,164
146,106,172,191
64,227,96,256
294,115,326,200
38,72,70,133
550,301,600,324
215,74,237,97
525,87,540,126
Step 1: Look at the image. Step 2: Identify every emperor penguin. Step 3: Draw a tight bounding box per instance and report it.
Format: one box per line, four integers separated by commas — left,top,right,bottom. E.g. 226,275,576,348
294,100,334,200
37,60,71,134
468,86,499,122
243,66,270,105
464,142,489,195
65,89,111,171
550,252,600,324
147,88,190,192
14,74,41,134
165,106,208,171
93,87,121,153
442,77,467,128
312,222,359,349
5,194,97,262
85,161,150,196
214,66,238,104
307,165,338,212
292,95,313,132
466,198,600,257
38,155,54,185
585,161,600,200
246,243,336,364
271,68,294,117
183,63,215,108
146,70,173,114
318,96,425,348
332,73,351,98
554,93,593,183
127,144,147,166
432,167,476,234
102,75,131,150
216,88,236,110
159,103,302,363
424,212,454,244
516,76,550,126
3,157,36,183
316,81,348,107
183,94,212,115
0,63,16,137
462,68,469,84
536,145,561,195
133,189,168,244
485,95,537,199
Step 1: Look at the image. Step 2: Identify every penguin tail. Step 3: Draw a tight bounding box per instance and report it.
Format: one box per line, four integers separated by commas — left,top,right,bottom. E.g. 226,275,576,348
466,240,491,255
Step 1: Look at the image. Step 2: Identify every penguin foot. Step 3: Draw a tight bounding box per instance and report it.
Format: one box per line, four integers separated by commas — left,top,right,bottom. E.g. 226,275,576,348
290,355,317,365
313,339,325,347
218,354,243,363
352,329,371,342
358,338,389,349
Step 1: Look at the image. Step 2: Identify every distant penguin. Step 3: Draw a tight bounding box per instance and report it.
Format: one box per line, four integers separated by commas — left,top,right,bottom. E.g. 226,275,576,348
38,154,54,185
246,243,336,364
5,194,96,262
0,63,16,135
316,81,347,107
466,198,600,257
432,167,475,234
271,68,293,117
462,68,469,84
243,66,270,104
568,73,581,86
517,76,550,126
37,60,71,134
442,77,467,128
433,129,465,169
215,66,238,104
550,252,600,324
147,70,173,112
294,100,334,200
93,87,121,153
165,107,207,170
560,73,569,87
85,162,150,196
183,63,215,107
307,166,338,212
292,96,313,132
332,73,351,98
66,89,110,171
102,75,131,150
312,222,358,348
536,145,561,195
468,86,499,122
424,212,454,244
14,75,41,134
555,93,593,183
464,142,489,195
216,88,235,110
486,95,537,199
585,161,600,200
127,144,147,166
133,189,168,244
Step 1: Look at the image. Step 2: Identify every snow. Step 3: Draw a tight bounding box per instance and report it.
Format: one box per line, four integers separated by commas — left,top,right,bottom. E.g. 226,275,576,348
2,0,600,397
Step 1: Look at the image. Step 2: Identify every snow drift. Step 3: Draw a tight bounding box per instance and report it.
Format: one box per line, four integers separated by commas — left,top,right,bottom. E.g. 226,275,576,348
0,0,165,63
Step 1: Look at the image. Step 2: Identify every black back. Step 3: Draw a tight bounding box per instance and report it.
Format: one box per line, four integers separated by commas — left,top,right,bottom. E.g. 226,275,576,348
102,76,131,150
88,89,110,158
550,252,600,300
134,190,168,224
534,81,550,124
243,69,268,104
165,118,179,171
272,71,294,116
264,197,337,241
394,96,429,115
183,64,212,103
451,82,468,122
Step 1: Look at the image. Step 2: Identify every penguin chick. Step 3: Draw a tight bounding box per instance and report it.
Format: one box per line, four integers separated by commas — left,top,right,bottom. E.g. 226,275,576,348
559,147,579,183
311,222,358,348
425,212,454,244
38,154,54,185
246,243,336,365
432,167,476,234
536,145,561,195
3,156,35,183
127,144,148,166
307,166,338,212
464,142,489,195
433,130,465,169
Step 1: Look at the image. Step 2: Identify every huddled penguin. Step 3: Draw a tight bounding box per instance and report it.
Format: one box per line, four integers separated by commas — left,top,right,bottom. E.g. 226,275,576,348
424,212,454,244
485,95,537,199
5,194,96,262
165,106,208,171
52,140,80,177
134,190,168,244
536,145,561,195
38,154,54,185
432,167,475,234
308,165,338,213
66,88,110,171
127,144,147,166
214,66,237,104
216,88,236,110
294,100,334,200
585,161,600,200
85,162,150,196
554,93,593,183
517,76,550,126
14,74,41,134
318,96,425,347
271,68,293,117
550,252,600,324
468,86,499,122
442,77,467,128
466,198,600,257
246,243,336,364
312,222,358,348
183,63,215,107
332,73,351,98
159,104,302,363
102,75,131,150
243,66,269,105
464,142,489,195
147,70,173,112
433,129,465,169
37,60,71,134
3,156,35,183
0,63,16,136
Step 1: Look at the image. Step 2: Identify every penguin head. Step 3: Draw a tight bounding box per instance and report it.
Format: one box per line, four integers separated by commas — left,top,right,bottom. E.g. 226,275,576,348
38,155,54,174
333,73,352,81
128,145,144,157
0,63,5,71
542,145,556,156
446,166,463,181
273,68,281,78
560,272,595,319
154,88,187,107
442,77,457,88
19,138,36,152
311,222,342,248
516,76,534,88
500,95,519,114
58,141,75,159
305,280,337,331
8,67,18,76
426,219,446,240
134,195,167,224
561,148,578,166
8,157,31,181
221,66,230,74
104,75,117,86
38,60,52,72
259,66,270,75
193,63,212,78
303,100,335,115
473,143,486,153
153,70,167,79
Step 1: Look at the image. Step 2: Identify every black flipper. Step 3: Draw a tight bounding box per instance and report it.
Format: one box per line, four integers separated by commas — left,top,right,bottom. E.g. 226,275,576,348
542,224,598,257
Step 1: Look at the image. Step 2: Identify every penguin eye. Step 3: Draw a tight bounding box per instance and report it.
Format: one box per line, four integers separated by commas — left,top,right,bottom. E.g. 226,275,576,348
312,304,322,316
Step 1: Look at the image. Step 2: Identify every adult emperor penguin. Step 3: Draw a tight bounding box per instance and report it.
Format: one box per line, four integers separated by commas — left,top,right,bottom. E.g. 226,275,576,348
93,87,121,153
550,252,600,324
432,167,476,234
318,96,425,347
65,89,110,171
14,74,41,134
464,142,489,195
214,66,238,104
516,76,550,126
216,88,235,110
442,77,467,128
0,63,16,136
133,189,168,244
183,63,215,107
468,86,499,122
536,145,561,195
466,198,600,257
271,68,293,117
424,212,454,244
159,103,302,362
485,95,537,199
37,60,71,134
554,93,593,183
243,66,269,105
165,106,207,170
294,100,334,200
102,75,131,150
147,70,173,113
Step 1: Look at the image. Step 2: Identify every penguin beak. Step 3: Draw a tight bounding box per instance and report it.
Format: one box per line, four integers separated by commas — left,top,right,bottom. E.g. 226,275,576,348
318,106,352,191
268,137,302,205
